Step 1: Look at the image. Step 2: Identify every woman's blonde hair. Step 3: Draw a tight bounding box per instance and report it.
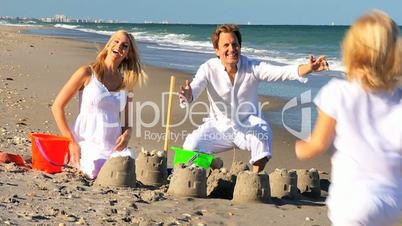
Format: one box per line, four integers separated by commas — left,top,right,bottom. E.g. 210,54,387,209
91,30,147,91
342,10,402,91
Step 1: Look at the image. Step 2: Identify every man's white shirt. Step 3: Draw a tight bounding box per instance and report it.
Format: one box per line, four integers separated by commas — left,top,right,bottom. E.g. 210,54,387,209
190,55,306,132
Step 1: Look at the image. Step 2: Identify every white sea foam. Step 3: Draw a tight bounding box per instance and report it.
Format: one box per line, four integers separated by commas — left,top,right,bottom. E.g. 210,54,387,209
53,24,114,36
0,22,42,27
54,24,79,29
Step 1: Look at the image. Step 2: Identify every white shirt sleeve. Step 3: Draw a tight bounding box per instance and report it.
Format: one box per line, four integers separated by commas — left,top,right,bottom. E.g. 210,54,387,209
190,63,209,102
253,61,307,83
314,79,338,119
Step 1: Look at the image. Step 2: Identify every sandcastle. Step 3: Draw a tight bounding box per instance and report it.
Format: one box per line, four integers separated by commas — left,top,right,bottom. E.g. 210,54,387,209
232,170,270,203
207,167,234,199
295,168,321,198
95,156,136,187
167,164,207,198
135,148,167,186
230,161,250,176
207,161,249,199
269,168,298,199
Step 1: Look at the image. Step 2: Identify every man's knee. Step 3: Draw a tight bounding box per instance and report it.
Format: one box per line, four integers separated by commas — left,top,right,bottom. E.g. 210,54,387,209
210,157,223,169
252,156,269,173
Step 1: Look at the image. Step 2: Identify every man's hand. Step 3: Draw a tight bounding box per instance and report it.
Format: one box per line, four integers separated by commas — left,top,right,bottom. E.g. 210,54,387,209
298,55,329,76
309,55,329,72
179,79,192,104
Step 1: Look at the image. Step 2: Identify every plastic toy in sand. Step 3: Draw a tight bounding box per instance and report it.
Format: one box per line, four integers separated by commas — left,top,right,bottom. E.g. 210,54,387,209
171,146,215,169
30,133,71,174
167,163,207,198
0,151,26,166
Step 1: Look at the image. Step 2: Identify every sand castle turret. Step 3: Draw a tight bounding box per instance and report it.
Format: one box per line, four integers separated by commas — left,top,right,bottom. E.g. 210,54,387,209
135,149,167,186
95,156,136,187
232,171,270,203
167,164,207,198
230,161,250,176
269,168,298,199
295,168,321,198
207,161,250,199
207,168,235,199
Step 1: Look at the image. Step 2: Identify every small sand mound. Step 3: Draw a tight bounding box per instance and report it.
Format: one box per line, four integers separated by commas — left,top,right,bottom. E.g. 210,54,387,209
95,156,136,188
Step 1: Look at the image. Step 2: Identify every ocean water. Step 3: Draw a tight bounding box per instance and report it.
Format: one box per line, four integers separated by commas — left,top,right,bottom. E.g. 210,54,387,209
1,20,352,131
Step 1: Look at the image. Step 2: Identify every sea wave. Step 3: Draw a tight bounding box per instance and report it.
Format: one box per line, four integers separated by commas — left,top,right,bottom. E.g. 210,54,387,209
0,21,42,27
49,23,344,72
54,24,79,29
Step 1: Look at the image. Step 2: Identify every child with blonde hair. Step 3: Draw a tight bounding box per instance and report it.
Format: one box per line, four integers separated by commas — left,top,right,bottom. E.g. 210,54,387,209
295,10,402,226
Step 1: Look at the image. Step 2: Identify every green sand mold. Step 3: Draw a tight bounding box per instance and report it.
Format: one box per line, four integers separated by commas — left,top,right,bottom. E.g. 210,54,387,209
171,146,215,169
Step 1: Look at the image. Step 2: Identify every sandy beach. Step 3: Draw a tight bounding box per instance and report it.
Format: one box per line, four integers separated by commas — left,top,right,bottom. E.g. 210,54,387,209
0,25,340,225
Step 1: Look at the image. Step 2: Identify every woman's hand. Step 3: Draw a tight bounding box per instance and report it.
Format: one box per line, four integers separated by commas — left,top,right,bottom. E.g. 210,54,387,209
69,141,81,167
114,129,131,151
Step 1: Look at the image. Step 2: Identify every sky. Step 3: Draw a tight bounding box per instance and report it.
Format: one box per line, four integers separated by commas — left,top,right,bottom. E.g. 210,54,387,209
1,0,402,25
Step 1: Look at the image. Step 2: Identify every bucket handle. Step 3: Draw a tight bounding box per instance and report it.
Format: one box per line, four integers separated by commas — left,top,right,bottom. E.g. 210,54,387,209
186,153,200,166
35,138,70,167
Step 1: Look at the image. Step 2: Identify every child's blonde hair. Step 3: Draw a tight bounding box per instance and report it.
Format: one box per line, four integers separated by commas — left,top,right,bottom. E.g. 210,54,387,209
342,10,402,91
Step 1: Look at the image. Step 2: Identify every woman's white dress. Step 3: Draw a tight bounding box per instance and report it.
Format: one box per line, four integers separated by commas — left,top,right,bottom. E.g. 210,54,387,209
72,74,132,178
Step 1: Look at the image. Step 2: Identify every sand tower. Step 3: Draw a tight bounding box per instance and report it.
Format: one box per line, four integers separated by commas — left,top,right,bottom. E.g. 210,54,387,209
167,164,207,198
232,171,270,203
230,161,250,176
269,168,298,199
135,149,167,186
295,168,321,198
95,156,136,187
207,161,250,199
207,168,236,199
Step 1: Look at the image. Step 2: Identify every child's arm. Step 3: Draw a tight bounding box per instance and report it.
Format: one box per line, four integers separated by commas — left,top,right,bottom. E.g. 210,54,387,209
295,108,336,160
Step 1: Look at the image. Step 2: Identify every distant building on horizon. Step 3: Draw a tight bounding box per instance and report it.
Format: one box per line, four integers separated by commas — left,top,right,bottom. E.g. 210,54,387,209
54,14,69,23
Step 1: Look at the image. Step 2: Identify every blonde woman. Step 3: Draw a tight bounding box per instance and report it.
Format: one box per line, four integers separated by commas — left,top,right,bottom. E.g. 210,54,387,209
52,30,146,178
295,10,402,226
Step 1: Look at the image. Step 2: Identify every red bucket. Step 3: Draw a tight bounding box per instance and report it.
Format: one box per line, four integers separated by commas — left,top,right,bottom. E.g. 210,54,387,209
30,133,71,174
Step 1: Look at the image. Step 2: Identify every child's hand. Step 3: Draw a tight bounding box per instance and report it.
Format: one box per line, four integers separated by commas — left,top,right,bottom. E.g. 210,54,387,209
69,141,81,168
114,132,130,151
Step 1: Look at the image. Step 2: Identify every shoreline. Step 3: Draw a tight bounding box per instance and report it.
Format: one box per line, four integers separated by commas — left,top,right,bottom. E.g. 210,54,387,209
0,24,333,225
